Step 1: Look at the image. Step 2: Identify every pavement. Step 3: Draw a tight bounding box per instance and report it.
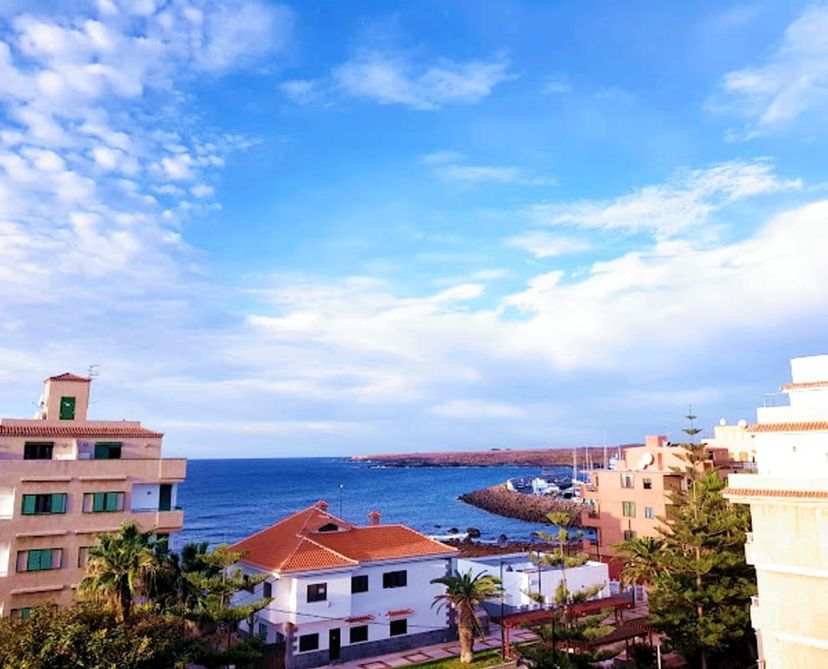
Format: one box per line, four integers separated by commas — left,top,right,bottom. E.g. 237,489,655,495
335,627,537,669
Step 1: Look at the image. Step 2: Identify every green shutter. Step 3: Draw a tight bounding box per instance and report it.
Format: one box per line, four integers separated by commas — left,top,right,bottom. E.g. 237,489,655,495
93,492,105,512
27,550,41,571
21,495,36,515
59,396,76,420
105,492,118,512
51,493,66,514
95,443,108,459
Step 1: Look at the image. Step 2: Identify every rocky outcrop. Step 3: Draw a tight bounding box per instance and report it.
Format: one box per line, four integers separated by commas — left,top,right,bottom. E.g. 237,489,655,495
458,483,583,526
351,446,635,468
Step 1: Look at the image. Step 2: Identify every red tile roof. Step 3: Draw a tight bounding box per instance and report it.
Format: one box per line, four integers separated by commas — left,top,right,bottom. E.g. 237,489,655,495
46,372,91,383
724,487,828,499
230,502,456,573
781,381,828,391
387,608,414,617
0,424,163,438
345,615,375,623
746,422,828,433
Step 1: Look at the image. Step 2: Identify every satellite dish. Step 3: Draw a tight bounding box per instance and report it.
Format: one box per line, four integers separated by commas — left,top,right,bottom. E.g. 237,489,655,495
737,419,747,428
642,452,654,466
719,418,726,426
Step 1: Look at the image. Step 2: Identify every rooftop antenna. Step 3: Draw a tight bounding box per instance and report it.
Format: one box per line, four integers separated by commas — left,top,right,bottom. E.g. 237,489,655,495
87,364,100,406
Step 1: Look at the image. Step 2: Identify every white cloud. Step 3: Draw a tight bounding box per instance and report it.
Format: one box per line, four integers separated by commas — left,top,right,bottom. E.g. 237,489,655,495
542,73,570,94
712,3,828,136
421,150,554,186
333,52,512,110
280,79,318,104
525,160,800,238
429,400,525,420
507,232,590,258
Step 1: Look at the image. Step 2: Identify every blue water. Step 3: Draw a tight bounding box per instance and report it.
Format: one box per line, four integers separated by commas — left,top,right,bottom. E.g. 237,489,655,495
174,458,569,550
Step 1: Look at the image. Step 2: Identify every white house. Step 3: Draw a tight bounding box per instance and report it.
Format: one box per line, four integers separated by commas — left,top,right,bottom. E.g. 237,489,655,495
456,552,610,615
230,501,458,669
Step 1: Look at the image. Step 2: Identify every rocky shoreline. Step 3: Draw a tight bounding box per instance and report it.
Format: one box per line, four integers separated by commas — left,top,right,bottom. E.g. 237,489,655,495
459,483,584,526
351,446,634,468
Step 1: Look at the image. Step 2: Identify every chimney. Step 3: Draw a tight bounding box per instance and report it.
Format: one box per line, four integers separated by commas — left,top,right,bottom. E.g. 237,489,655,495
368,510,381,526
317,500,328,512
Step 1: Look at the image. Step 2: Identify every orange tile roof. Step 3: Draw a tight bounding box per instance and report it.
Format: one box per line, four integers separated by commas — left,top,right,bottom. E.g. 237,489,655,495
723,487,828,499
746,422,828,433
46,372,91,383
230,502,456,573
0,424,163,438
781,381,828,391
387,608,414,617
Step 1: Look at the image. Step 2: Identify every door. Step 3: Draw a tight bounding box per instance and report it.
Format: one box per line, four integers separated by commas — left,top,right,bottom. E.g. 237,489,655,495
159,484,172,511
329,628,341,662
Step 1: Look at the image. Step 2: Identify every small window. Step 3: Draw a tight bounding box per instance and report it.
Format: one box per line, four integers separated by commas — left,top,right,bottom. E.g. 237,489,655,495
318,522,339,532
83,492,125,513
620,474,634,489
24,442,53,460
622,501,636,517
94,442,122,460
18,548,62,572
78,546,92,568
263,581,272,598
389,619,408,636
21,493,67,515
644,507,654,519
351,575,369,593
59,396,76,420
643,478,652,490
383,570,407,589
11,608,32,619
307,583,327,602
623,530,637,541
299,633,319,652
350,625,369,644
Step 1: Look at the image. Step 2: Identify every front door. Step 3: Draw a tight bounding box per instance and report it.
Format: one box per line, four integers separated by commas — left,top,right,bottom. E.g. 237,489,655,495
329,628,341,662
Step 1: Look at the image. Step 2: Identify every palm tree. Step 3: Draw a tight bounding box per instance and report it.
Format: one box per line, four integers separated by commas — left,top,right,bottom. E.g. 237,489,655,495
615,536,665,590
78,522,159,620
431,569,502,663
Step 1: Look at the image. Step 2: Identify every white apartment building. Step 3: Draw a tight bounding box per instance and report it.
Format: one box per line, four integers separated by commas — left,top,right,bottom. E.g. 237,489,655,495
231,502,457,669
725,355,828,669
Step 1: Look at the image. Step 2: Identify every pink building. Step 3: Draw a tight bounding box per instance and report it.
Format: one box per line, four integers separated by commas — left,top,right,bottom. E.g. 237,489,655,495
0,373,186,617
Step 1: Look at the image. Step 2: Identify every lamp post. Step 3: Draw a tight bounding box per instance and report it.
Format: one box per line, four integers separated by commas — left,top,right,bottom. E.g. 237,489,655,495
499,561,513,660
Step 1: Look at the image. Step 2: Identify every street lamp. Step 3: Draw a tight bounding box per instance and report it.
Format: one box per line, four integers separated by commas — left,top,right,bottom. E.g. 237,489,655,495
499,561,513,660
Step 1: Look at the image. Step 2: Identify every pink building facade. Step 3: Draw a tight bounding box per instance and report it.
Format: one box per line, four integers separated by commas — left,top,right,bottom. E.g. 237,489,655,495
0,373,186,617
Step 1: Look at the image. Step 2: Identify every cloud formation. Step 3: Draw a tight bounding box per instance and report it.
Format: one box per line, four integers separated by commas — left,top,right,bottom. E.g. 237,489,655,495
421,150,554,185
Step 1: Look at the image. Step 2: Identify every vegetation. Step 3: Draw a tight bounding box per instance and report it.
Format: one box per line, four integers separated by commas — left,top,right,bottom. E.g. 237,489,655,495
616,444,757,669
407,648,505,669
431,569,502,663
529,511,589,593
7,524,271,668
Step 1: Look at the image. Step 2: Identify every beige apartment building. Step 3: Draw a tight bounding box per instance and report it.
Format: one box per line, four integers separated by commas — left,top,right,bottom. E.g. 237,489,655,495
580,435,733,576
0,373,186,617
725,355,828,669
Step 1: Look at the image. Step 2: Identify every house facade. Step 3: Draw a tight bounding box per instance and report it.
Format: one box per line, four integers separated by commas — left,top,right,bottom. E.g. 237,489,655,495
231,502,457,669
725,355,828,668
0,373,186,617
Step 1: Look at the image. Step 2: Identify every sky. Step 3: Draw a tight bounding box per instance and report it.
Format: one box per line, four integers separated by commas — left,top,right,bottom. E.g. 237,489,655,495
1,0,827,458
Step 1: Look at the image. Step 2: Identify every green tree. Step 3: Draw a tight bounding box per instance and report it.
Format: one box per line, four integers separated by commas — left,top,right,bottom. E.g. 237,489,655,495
78,522,160,620
431,569,502,663
0,603,199,669
149,540,221,611
182,544,272,668
614,536,665,590
617,448,756,669
530,511,589,603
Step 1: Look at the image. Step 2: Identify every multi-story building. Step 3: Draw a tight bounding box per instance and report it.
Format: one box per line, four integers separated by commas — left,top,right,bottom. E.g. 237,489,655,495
0,373,186,618
580,435,732,573
725,355,828,668
231,501,457,669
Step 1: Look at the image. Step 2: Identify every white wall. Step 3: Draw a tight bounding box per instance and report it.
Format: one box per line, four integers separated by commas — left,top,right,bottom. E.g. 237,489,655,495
131,483,159,511
0,486,13,518
0,541,9,577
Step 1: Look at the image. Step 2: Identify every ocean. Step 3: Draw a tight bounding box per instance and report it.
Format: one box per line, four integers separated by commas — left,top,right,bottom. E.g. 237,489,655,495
173,457,569,550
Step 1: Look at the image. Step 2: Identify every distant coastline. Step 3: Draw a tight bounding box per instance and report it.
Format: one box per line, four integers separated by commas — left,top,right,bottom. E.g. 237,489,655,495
350,445,637,468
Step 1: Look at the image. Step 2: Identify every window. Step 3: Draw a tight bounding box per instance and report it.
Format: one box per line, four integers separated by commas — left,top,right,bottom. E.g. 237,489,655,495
383,570,407,589
623,530,637,541
622,501,636,517
83,492,125,513
318,522,339,532
620,474,634,489
298,634,319,652
78,546,92,568
17,548,62,572
21,493,67,515
263,581,272,598
59,396,76,420
24,442,53,460
350,625,369,644
258,623,268,638
307,583,327,602
94,442,122,460
11,608,32,619
643,478,652,490
159,484,172,511
389,619,407,636
644,506,654,519
351,575,369,593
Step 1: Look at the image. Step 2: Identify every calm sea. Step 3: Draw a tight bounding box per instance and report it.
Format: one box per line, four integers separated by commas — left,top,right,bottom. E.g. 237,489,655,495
173,458,568,550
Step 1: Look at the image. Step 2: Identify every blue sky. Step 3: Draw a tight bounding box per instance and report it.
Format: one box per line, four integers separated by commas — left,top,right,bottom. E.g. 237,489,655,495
1,0,827,457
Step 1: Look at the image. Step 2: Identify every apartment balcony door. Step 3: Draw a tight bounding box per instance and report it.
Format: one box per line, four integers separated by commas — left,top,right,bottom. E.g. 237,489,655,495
159,484,172,511
329,628,341,662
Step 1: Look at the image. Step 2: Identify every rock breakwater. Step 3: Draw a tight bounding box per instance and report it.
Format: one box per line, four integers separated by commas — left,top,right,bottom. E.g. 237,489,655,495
459,483,583,526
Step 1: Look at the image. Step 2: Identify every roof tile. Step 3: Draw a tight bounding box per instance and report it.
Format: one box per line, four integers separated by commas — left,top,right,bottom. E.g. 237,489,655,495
0,425,163,438
747,422,828,433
